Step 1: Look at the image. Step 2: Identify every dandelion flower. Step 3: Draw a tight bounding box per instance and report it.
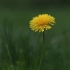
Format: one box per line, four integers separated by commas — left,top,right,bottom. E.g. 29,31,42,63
29,14,55,32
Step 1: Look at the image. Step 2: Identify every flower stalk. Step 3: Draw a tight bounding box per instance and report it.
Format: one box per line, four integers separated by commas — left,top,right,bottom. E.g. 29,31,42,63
38,32,45,70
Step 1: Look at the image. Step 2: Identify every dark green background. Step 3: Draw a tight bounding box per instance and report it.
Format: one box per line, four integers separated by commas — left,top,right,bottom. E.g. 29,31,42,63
0,0,70,70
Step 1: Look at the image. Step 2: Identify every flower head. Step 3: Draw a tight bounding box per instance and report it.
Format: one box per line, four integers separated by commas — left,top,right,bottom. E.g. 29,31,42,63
29,14,55,32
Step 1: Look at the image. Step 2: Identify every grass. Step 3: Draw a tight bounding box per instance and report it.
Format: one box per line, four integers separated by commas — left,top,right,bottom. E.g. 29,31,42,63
0,6,70,70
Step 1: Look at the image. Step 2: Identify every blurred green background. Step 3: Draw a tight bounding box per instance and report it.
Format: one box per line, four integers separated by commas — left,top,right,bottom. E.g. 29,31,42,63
0,0,70,70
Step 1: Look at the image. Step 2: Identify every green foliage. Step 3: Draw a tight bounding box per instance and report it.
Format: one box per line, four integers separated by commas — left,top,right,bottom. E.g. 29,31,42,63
0,7,70,70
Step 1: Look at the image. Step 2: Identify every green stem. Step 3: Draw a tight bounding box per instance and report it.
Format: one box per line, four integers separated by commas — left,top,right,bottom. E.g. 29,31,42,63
37,32,45,70
6,44,14,70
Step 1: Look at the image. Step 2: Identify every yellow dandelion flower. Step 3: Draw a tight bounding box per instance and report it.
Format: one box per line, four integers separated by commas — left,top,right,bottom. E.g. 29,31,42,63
29,14,55,32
